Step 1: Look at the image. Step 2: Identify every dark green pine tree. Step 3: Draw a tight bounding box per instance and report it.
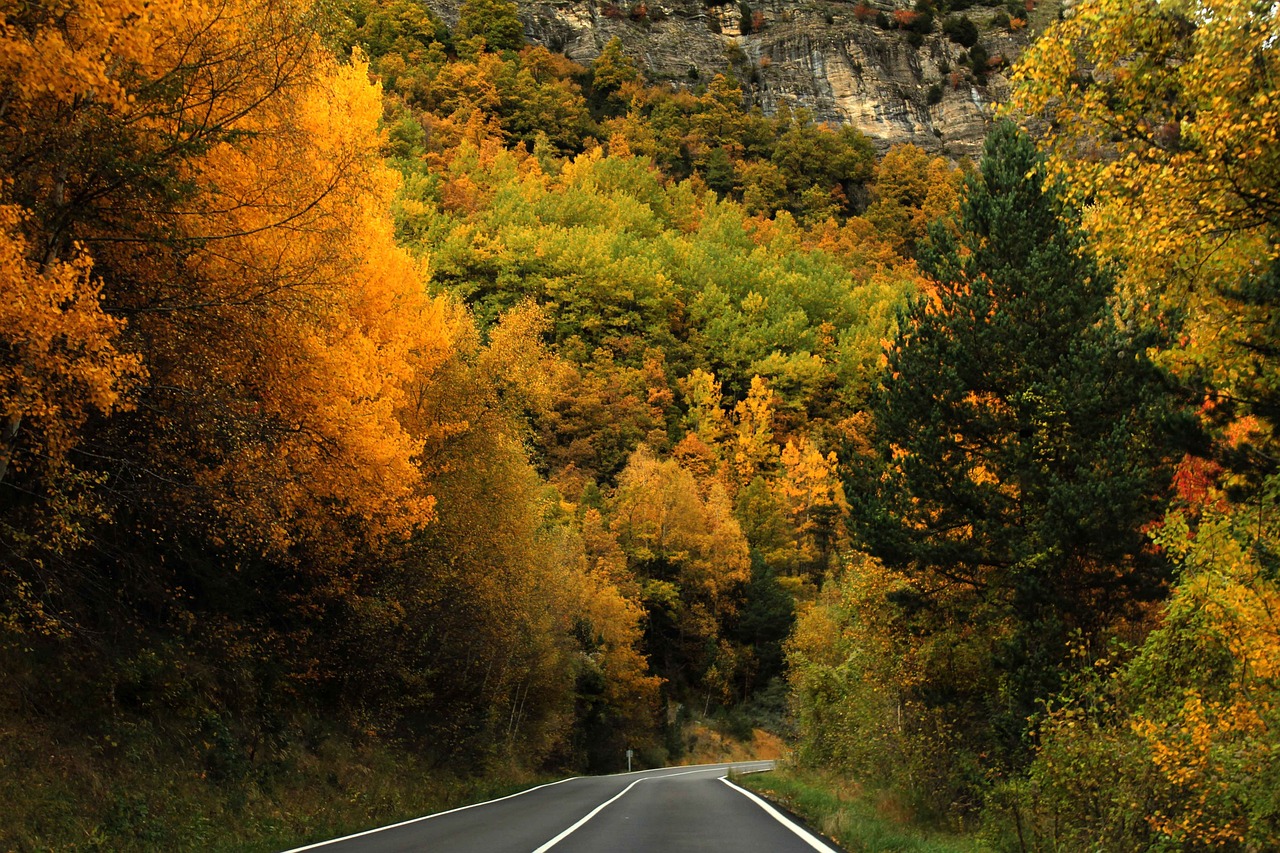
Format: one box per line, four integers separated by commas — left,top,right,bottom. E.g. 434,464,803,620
851,122,1192,766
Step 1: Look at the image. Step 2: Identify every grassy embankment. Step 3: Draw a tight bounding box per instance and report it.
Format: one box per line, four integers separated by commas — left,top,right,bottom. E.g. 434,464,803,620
737,766,990,853
0,718,557,853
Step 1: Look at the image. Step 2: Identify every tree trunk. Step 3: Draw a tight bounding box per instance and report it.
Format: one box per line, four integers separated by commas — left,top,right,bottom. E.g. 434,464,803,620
0,413,22,485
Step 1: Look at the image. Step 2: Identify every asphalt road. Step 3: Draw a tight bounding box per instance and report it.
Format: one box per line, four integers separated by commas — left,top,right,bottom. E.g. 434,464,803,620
281,761,842,853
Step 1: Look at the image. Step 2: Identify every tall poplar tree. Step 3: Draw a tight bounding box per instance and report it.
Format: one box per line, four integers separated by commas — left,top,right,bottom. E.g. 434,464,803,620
852,122,1190,765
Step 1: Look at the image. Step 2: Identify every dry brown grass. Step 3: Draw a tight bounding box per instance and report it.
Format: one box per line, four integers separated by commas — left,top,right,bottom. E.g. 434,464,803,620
678,722,788,764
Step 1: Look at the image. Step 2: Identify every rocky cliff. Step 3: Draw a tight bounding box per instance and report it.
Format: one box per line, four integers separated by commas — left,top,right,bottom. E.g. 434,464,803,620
425,0,1059,159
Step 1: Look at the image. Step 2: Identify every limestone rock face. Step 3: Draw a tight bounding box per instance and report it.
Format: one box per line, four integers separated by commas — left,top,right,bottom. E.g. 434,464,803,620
426,0,1047,159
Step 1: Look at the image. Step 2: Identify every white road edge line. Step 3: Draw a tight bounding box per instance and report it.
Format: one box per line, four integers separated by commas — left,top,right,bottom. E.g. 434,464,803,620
609,759,773,777
654,761,774,780
720,776,842,853
732,765,775,776
530,778,646,853
277,776,580,852
661,765,726,778
278,761,772,852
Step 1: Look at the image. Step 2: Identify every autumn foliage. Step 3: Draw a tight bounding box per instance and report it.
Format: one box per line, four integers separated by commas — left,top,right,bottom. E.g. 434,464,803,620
1,0,933,841
13,0,1276,848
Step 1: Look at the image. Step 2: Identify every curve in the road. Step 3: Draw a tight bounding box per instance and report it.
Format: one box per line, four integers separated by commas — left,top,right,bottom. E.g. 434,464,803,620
280,760,842,853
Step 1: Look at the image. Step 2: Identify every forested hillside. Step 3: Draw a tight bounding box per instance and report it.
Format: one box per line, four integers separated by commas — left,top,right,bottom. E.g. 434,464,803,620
789,1,1280,848
1,0,1276,849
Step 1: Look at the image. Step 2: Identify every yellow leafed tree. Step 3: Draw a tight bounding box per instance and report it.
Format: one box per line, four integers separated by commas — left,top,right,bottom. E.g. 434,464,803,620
1011,0,1279,393
0,206,140,485
777,435,849,576
612,445,751,692
731,376,779,486
1006,4,1280,846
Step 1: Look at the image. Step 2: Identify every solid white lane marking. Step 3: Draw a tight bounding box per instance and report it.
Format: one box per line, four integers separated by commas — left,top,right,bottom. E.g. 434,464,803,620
530,778,646,852
531,763,773,851
661,765,727,778
732,758,768,773
279,761,777,852
720,776,842,853
532,758,778,845
609,759,774,777
278,776,580,852
651,761,774,780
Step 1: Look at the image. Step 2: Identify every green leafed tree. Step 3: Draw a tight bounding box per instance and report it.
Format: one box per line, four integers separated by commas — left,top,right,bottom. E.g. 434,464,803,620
456,0,525,53
591,36,640,115
852,122,1191,778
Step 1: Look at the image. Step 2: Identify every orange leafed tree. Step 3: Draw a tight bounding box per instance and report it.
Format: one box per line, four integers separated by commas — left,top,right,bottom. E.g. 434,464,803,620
0,205,140,485
144,55,450,551
0,0,453,559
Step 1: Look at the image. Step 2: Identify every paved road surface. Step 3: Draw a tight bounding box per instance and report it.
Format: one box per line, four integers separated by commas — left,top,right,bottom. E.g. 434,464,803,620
281,761,841,852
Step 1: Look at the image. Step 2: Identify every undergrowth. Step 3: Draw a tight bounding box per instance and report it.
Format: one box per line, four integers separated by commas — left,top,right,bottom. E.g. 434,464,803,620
0,718,549,852
737,765,991,853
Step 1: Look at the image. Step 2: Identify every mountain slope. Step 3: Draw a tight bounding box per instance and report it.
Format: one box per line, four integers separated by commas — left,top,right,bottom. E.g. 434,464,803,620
426,0,1057,157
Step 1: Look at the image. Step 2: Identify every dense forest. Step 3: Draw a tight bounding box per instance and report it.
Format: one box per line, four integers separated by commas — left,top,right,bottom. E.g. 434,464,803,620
0,0,1276,848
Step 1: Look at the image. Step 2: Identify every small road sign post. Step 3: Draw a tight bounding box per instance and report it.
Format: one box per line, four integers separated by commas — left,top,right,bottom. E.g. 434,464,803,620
626,748,634,772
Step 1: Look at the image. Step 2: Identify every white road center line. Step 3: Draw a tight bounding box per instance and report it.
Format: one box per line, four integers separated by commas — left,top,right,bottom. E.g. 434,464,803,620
279,761,774,852
531,762,774,852
531,777,647,853
720,776,842,853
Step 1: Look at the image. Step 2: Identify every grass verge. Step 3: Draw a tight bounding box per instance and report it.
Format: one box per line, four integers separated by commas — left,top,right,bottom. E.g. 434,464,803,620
0,719,556,853
736,766,990,853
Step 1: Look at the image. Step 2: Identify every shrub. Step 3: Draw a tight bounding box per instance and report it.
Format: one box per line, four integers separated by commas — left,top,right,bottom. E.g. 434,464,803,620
942,14,979,47
893,8,919,28
969,42,989,72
